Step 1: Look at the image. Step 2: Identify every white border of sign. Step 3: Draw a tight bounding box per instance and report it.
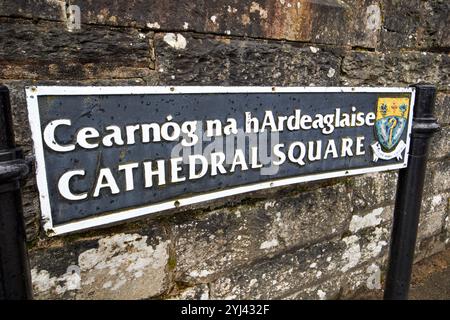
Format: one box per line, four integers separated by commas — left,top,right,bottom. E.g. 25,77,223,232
26,86,415,236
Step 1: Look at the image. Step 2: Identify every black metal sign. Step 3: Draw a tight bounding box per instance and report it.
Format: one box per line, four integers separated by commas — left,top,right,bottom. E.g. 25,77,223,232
26,87,414,235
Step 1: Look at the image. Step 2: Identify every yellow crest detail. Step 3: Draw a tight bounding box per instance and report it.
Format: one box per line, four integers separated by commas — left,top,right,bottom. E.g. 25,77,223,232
376,97,410,121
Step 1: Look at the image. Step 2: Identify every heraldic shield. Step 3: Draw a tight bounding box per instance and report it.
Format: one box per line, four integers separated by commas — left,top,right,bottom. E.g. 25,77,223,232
372,97,410,162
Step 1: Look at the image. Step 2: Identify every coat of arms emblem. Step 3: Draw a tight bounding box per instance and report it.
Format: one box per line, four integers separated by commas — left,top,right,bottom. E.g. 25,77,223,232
371,97,410,162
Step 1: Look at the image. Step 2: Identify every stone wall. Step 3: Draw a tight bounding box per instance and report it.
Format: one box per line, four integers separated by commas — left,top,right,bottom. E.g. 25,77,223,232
0,0,448,299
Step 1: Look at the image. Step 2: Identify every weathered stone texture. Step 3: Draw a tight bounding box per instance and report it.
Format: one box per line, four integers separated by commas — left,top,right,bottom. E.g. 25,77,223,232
349,171,398,213
429,126,450,160
156,33,342,86
22,177,41,240
286,260,384,299
172,184,351,284
209,226,389,299
347,206,393,235
30,226,171,299
0,19,154,80
75,0,352,45
414,233,448,263
435,93,450,126
64,0,415,49
420,157,450,254
381,0,450,50
168,284,210,300
341,51,450,89
345,0,381,48
424,160,450,196
0,0,66,21
418,193,450,240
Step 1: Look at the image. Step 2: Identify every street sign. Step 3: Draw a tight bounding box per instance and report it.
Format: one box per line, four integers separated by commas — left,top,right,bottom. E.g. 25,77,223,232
26,86,414,235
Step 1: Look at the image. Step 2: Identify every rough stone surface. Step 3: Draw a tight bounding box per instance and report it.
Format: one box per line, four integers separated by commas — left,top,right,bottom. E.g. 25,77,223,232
429,126,450,160
0,19,154,80
349,171,398,213
341,51,450,89
155,33,342,86
414,233,448,263
288,260,386,300
168,284,210,300
22,177,41,240
345,0,382,48
172,184,351,283
75,0,352,45
381,0,450,50
435,93,450,126
0,0,66,21
284,275,343,300
285,260,385,300
348,206,392,234
418,193,450,240
209,226,389,299
30,226,170,299
424,160,450,196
